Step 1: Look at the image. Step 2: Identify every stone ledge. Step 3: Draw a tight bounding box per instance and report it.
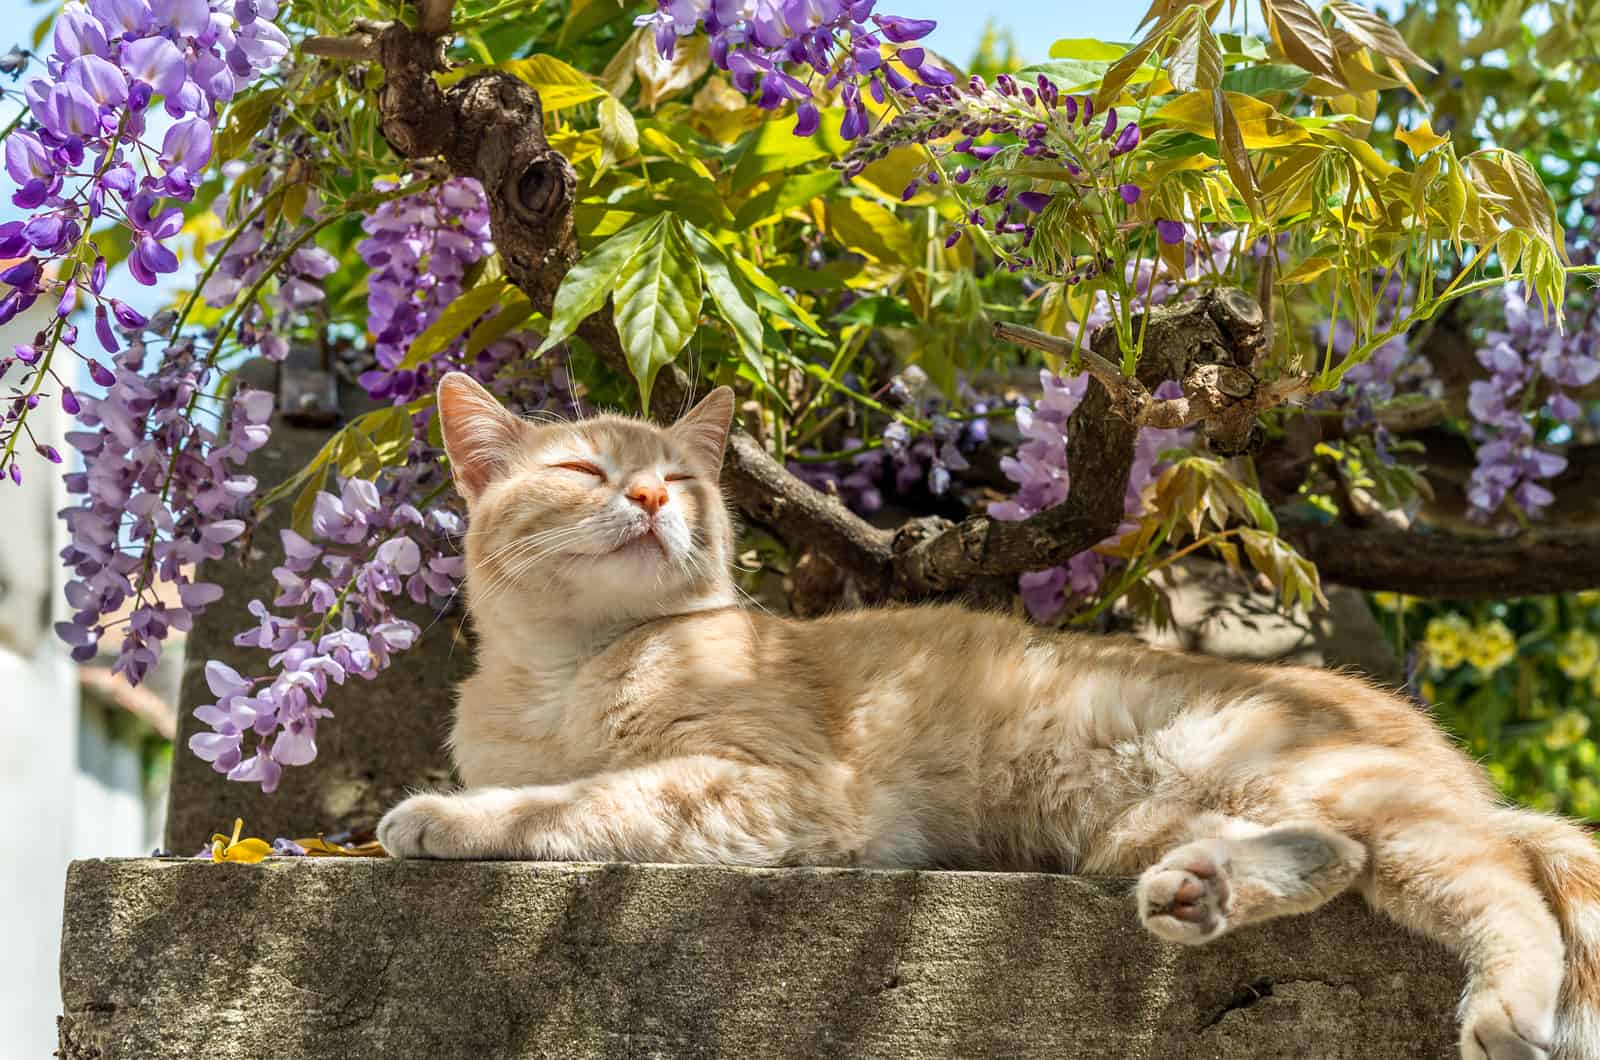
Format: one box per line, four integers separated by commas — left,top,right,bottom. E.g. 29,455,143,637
59,858,1463,1059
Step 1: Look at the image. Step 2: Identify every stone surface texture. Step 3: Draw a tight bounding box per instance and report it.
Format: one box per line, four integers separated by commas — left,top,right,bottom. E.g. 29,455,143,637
59,858,1463,1060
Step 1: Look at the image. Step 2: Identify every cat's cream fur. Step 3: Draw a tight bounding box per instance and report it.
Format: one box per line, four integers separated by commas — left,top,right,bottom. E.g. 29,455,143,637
380,371,1600,1060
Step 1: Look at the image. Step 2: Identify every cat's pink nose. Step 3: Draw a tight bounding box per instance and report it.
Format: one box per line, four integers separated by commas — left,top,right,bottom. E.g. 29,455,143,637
625,480,668,515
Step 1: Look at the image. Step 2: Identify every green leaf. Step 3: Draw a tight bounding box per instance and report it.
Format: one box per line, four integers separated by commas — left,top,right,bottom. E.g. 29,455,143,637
538,220,654,354
613,216,704,409
1016,60,1119,94
598,95,639,174
733,170,841,229
683,224,767,382
1219,63,1308,96
464,295,538,357
834,295,920,327
824,196,916,265
214,90,280,164
401,279,512,369
1048,38,1128,61
1168,9,1223,93
559,0,629,45
729,112,847,191
495,55,608,111
733,253,826,336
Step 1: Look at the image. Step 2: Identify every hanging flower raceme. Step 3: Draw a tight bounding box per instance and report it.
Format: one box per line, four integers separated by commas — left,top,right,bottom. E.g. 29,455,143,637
786,367,1000,515
184,176,581,790
637,0,944,138
990,371,1191,621
356,175,575,412
190,465,465,792
839,73,1146,270
1461,194,1600,522
0,0,288,680
1465,285,1597,520
56,327,274,683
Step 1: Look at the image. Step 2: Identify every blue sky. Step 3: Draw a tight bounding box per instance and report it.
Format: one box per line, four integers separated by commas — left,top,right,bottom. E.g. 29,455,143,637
916,3,1142,64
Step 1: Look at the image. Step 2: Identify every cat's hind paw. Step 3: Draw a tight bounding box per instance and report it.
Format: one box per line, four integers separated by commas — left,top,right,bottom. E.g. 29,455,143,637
1137,842,1232,945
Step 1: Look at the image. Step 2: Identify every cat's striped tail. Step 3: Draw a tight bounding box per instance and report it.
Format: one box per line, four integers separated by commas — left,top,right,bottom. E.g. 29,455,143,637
1516,810,1600,1059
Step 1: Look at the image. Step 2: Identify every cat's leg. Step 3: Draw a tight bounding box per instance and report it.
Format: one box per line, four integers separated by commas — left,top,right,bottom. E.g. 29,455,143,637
1357,811,1562,1060
1137,821,1367,945
378,755,843,865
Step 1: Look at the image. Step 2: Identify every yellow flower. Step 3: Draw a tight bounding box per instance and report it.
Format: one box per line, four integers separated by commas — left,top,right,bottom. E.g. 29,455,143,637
206,818,272,863
1464,619,1517,676
1425,613,1472,671
1545,710,1592,751
1558,630,1600,681
1373,592,1413,613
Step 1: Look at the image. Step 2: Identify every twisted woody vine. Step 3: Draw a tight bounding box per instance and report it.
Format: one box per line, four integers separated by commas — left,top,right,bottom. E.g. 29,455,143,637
3,0,1600,814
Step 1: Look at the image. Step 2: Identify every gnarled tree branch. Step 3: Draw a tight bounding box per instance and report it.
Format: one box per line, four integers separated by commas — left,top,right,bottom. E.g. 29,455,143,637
1280,518,1600,597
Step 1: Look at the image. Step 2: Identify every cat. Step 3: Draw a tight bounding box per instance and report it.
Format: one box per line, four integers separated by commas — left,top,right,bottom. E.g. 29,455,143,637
379,370,1600,1060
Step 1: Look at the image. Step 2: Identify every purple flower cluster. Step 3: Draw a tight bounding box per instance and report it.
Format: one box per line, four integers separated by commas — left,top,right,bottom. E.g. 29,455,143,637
638,1,947,138
8,0,287,677
356,176,561,407
0,0,287,346
1465,284,1597,519
190,470,465,792
202,160,337,362
182,176,580,790
56,328,273,683
789,411,988,514
787,371,996,514
990,370,1191,621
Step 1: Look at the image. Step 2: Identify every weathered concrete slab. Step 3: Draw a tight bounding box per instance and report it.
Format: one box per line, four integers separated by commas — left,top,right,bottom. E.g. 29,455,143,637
59,858,1463,1059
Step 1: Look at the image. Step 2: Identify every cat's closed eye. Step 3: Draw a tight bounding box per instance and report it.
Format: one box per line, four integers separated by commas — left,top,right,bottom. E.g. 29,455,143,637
665,473,693,483
553,460,606,480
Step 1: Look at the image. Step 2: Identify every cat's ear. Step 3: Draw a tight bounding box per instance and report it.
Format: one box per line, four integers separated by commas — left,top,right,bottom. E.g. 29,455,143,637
437,372,522,502
672,386,734,474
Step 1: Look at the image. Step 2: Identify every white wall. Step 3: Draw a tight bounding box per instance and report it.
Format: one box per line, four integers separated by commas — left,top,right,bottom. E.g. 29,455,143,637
0,297,162,1060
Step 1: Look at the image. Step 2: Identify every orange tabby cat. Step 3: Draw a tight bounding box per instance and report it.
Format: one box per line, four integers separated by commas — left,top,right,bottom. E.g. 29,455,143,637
379,371,1600,1060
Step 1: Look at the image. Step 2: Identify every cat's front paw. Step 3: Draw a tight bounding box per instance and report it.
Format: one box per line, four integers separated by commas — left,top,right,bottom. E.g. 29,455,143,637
1137,841,1232,944
379,791,499,859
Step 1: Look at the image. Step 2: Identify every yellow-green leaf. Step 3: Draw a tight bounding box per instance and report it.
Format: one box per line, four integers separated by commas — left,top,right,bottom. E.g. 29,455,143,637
1395,120,1448,158
539,220,654,354
1279,255,1335,284
1153,90,1308,148
824,197,916,265
1049,38,1127,61
402,278,513,369
598,95,639,173
498,55,607,111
